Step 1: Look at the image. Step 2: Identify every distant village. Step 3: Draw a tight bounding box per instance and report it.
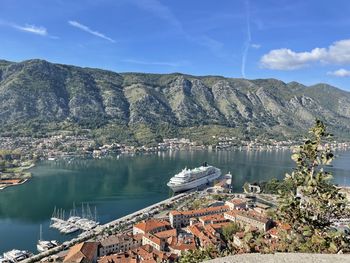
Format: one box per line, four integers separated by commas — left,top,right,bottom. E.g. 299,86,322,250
1,134,349,161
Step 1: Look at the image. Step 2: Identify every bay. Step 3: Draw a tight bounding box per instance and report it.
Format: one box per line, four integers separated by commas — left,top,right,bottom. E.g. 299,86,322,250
0,149,349,253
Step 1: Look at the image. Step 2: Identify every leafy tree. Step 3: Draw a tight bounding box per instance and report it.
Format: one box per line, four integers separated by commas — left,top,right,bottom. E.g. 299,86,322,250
276,119,350,252
222,222,241,242
179,246,220,263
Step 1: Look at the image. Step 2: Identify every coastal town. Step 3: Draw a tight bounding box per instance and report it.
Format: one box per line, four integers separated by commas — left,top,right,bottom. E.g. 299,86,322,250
1,134,349,161
9,185,283,263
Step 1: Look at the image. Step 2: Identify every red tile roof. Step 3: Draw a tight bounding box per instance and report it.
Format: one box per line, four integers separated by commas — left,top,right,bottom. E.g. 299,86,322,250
154,228,177,239
64,242,99,263
170,205,229,217
134,219,170,233
143,233,164,246
98,253,137,263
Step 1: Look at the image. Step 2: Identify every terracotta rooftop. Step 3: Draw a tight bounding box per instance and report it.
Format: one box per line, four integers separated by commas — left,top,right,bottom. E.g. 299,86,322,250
267,228,279,237
225,209,270,224
100,234,134,247
154,228,177,239
170,205,229,217
199,213,226,222
63,242,99,263
134,219,170,233
98,253,137,263
168,236,196,251
236,210,270,224
143,233,164,246
210,222,231,230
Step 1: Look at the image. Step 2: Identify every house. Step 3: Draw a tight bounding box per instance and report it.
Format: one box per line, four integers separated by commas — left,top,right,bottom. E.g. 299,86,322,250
154,228,177,239
63,242,99,263
169,205,229,228
133,219,171,235
142,233,166,251
168,236,196,256
99,234,142,256
186,224,224,249
253,202,271,214
225,198,248,210
198,214,228,226
224,210,273,231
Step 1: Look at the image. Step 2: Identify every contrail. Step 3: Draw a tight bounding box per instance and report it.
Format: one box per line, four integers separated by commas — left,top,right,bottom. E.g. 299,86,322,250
241,0,251,78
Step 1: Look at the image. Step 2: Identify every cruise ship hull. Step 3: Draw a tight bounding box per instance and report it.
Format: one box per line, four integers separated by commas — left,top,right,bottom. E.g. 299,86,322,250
167,169,221,192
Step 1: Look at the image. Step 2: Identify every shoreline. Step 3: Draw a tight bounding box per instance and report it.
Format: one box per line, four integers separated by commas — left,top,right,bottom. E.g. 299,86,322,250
0,162,34,191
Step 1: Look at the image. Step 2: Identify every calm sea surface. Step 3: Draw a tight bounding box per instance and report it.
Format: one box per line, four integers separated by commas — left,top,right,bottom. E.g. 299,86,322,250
0,149,349,253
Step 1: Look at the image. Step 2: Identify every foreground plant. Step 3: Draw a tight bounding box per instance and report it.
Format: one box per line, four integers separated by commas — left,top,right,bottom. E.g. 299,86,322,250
276,119,350,253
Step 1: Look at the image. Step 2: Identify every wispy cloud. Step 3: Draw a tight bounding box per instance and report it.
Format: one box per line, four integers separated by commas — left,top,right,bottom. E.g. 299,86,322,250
260,39,350,70
327,68,350,77
12,24,47,36
131,0,183,33
130,0,228,59
251,43,261,49
122,59,186,67
68,20,115,43
241,0,251,78
0,20,58,38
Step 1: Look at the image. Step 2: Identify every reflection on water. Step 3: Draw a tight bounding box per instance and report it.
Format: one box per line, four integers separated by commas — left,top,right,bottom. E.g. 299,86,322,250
0,149,349,252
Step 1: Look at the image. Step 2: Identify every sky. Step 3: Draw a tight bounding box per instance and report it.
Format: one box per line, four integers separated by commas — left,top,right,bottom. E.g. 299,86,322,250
1,0,350,90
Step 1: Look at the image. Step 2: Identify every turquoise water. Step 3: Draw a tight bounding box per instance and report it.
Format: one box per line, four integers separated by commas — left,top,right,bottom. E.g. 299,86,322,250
0,149,349,253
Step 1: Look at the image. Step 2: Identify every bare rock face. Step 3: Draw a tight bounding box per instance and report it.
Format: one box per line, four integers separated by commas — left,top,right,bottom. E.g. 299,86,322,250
1,59,350,139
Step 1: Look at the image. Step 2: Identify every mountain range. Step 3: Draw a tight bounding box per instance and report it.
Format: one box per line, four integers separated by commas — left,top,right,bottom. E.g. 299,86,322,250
0,59,349,144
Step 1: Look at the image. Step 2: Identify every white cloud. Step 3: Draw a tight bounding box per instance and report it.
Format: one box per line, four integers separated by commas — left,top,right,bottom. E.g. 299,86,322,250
260,39,350,70
12,24,47,36
251,43,261,49
327,68,350,77
68,20,115,43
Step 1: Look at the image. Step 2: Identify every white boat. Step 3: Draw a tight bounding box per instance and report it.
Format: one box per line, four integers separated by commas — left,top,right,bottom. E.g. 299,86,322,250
167,163,221,192
37,225,59,252
67,216,81,223
60,225,79,234
3,250,31,262
0,256,11,263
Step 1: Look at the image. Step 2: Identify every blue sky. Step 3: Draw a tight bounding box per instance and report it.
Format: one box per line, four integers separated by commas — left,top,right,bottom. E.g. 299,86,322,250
1,0,350,90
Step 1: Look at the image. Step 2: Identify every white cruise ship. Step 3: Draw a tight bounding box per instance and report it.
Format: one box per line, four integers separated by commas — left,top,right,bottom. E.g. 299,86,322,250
167,163,221,192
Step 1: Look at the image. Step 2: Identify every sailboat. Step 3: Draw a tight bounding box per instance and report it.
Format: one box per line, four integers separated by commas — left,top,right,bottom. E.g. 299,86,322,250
36,224,60,252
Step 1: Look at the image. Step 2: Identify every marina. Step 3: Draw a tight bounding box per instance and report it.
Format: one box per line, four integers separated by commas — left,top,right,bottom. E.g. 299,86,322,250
50,203,99,234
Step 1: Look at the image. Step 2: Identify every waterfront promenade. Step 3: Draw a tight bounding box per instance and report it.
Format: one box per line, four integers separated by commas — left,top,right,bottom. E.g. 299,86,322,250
20,191,193,263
